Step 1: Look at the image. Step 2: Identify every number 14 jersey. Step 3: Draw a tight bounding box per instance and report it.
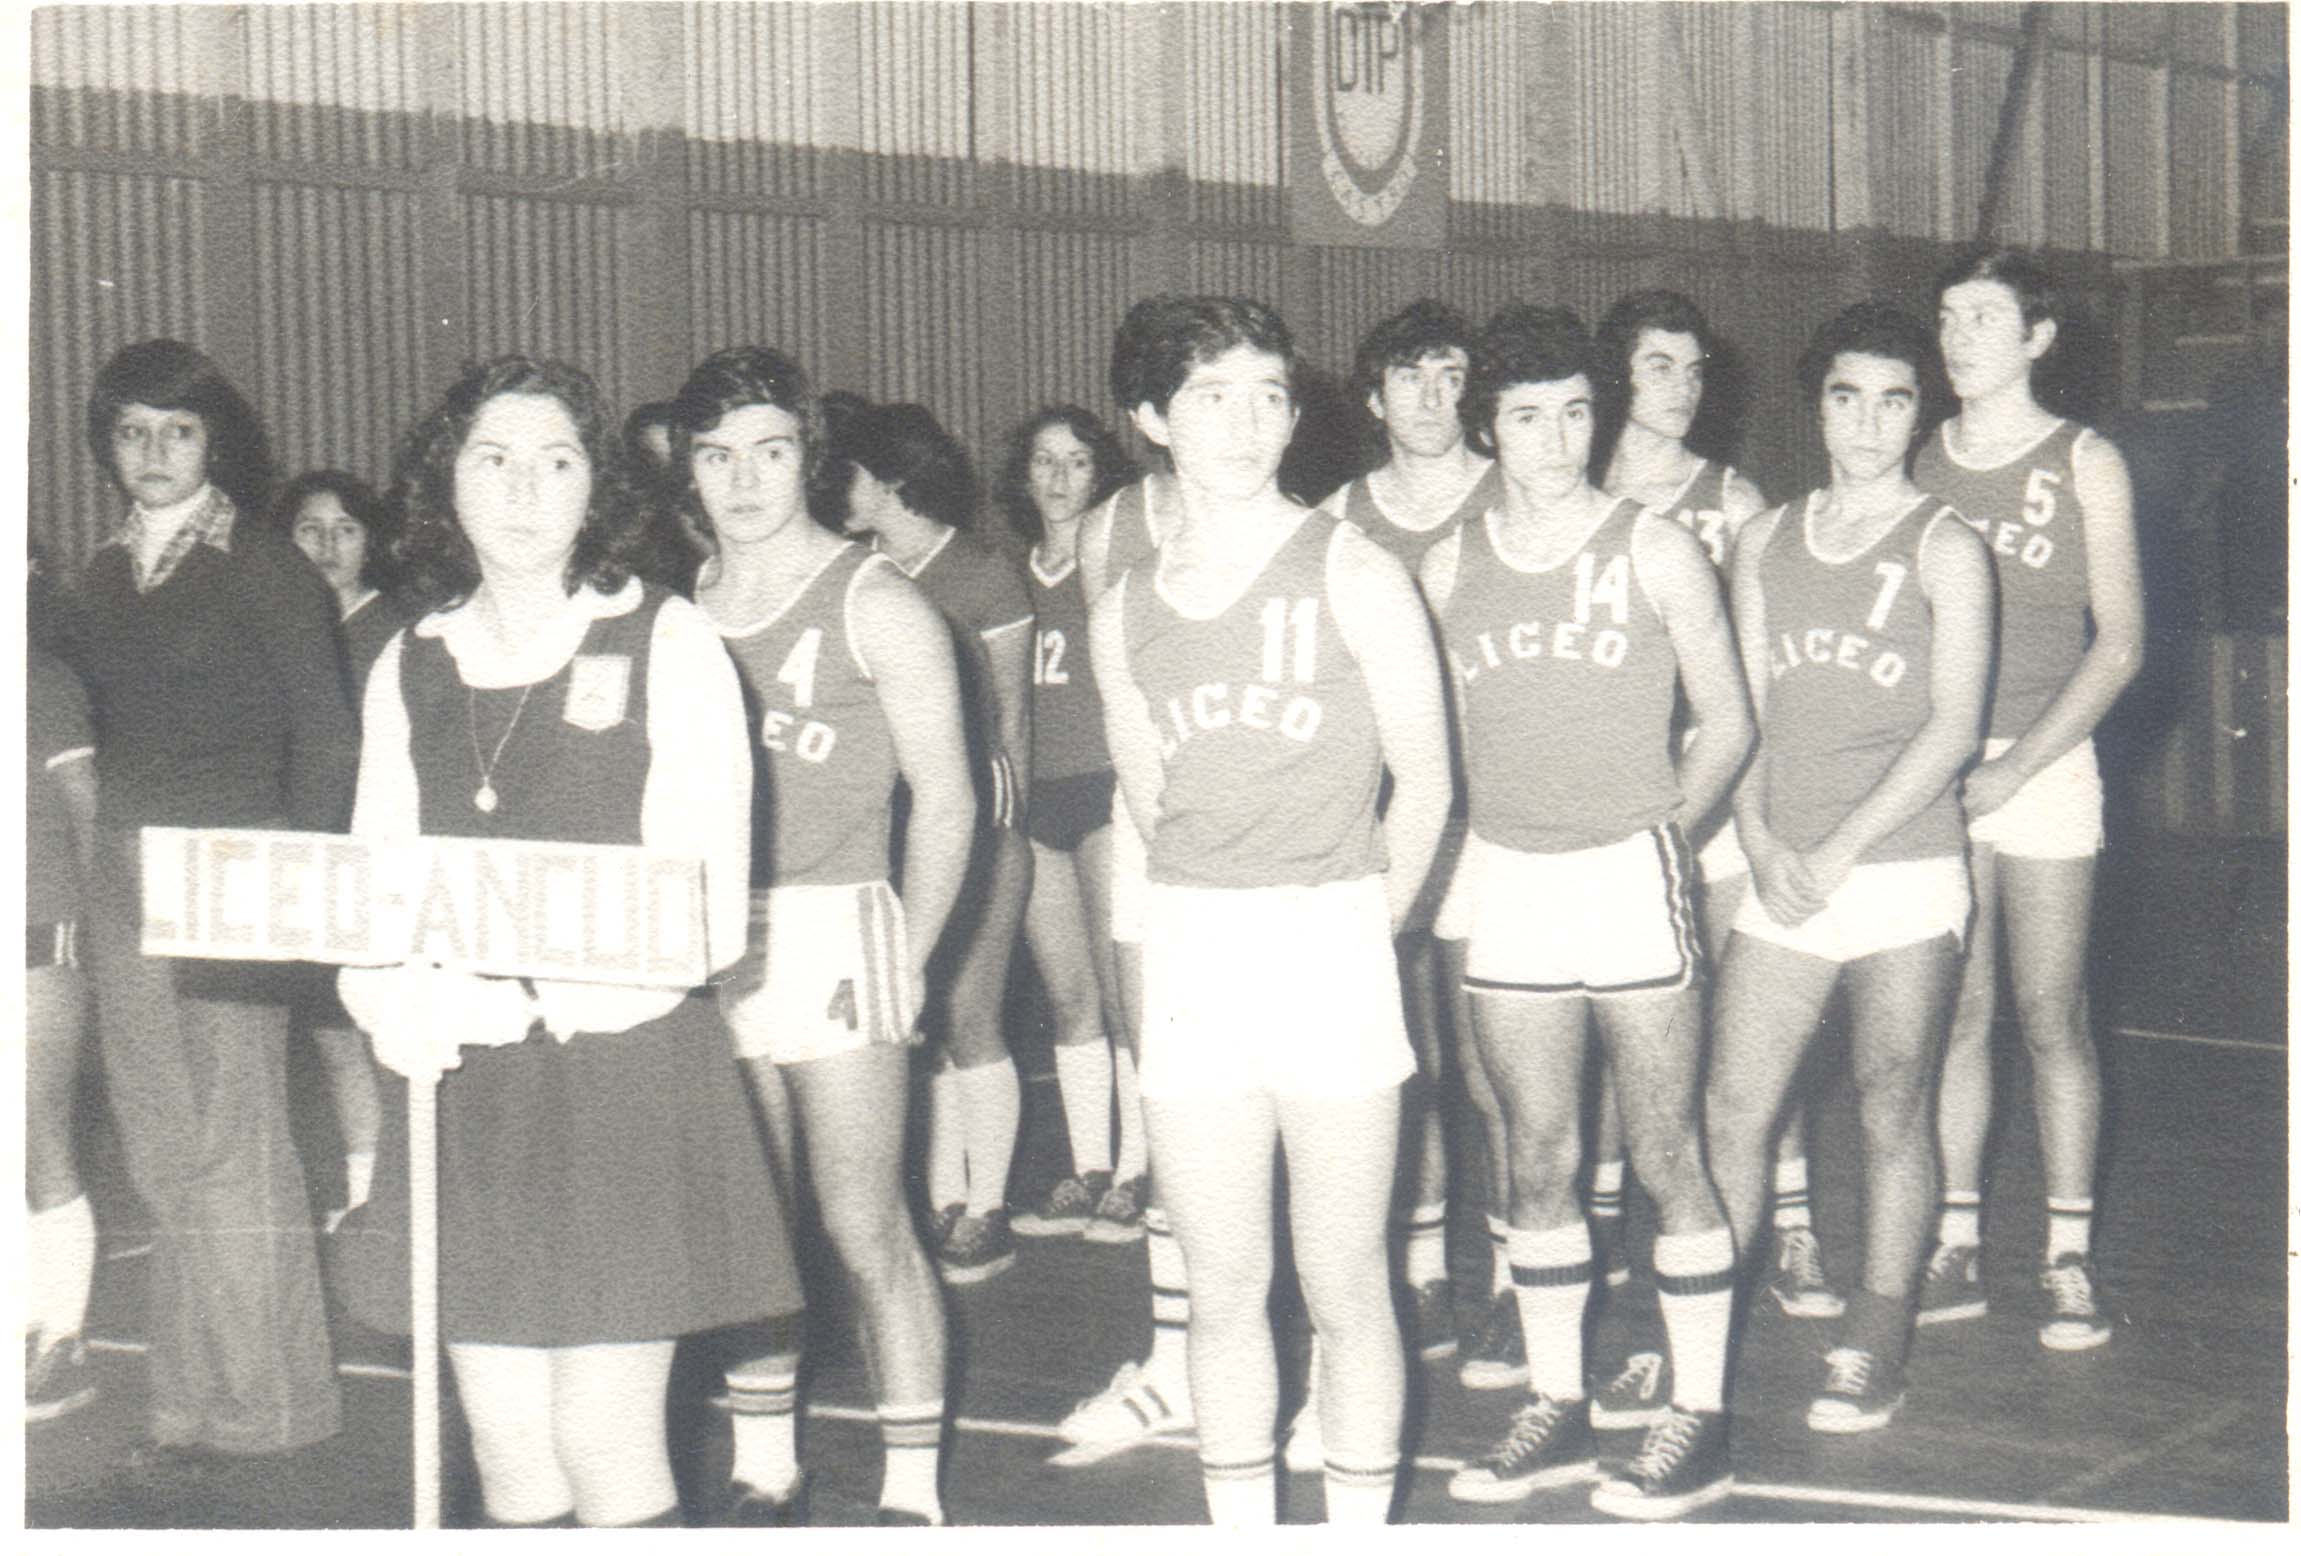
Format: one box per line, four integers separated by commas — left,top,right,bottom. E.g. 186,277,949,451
712,543,902,887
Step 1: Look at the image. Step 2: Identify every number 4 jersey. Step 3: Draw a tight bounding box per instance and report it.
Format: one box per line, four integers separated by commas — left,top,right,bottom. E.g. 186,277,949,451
711,542,902,887
1118,509,1385,890
1912,418,2094,740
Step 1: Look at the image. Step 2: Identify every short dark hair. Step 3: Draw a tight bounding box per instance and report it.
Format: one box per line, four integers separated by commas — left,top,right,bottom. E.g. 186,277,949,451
664,346,828,560
86,339,274,516
1110,295,1296,417
994,405,1137,545
1349,298,1476,409
391,355,641,609
838,402,978,529
1464,304,1596,457
1796,300,1944,412
1591,289,1715,475
1934,244,2062,337
270,469,400,590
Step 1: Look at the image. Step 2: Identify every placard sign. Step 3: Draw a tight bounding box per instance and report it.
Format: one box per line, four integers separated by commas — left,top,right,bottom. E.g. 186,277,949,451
139,828,708,989
1289,2,1448,248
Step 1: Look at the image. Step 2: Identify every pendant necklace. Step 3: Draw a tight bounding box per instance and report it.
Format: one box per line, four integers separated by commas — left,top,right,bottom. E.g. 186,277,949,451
468,682,537,814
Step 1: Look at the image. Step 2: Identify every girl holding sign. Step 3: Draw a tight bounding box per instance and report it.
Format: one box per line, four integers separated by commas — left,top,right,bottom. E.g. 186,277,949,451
340,355,797,1528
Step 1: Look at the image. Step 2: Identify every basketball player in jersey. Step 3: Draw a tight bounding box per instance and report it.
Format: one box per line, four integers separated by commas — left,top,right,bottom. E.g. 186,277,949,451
1051,303,1196,1460
1916,250,2142,1348
1316,299,1501,1370
1092,295,1450,1525
1420,306,1747,1519
1705,303,1992,1440
682,348,974,1525
840,402,1039,1286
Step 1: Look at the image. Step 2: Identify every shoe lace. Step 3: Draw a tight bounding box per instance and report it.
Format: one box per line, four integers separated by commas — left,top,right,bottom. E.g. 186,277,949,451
1779,1228,1827,1288
1607,1351,1664,1398
1499,1396,1566,1455
1821,1347,1872,1397
1628,1408,1701,1479
2043,1259,2097,1316
1926,1242,1971,1280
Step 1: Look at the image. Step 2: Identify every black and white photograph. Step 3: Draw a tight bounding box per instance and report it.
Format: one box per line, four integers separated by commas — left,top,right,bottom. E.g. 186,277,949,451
11,0,2290,1537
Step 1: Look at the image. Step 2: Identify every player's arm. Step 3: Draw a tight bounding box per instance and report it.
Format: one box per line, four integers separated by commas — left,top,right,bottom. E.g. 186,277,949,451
1805,514,1993,892
1963,433,2144,818
979,612,1035,804
1728,507,1828,926
1331,522,1451,932
1089,576,1166,847
854,562,976,1004
1417,527,1463,614
1718,469,1769,562
1077,489,1121,607
1634,513,1753,838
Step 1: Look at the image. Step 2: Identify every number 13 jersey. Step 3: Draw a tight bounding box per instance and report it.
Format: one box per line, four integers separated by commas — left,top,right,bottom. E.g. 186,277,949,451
712,543,902,887
1118,510,1384,890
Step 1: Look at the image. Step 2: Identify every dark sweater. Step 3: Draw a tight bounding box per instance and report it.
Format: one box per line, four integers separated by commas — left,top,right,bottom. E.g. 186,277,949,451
62,514,358,833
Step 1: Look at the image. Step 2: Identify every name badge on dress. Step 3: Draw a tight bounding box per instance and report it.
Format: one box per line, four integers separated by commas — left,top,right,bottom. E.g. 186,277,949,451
563,654,631,732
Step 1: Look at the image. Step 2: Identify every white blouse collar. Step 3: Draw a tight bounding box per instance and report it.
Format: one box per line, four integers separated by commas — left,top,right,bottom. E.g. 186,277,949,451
415,577,642,687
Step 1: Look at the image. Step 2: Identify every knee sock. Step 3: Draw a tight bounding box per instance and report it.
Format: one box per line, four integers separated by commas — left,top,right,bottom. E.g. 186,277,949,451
1404,1200,1449,1289
344,1149,377,1213
1322,1457,1398,1524
2045,1198,2093,1264
1771,1155,1812,1232
956,1058,1022,1217
1201,1454,1276,1527
724,1356,800,1497
1938,1190,1982,1249
928,1066,968,1215
1654,1227,1736,1414
27,1195,96,1345
1051,1039,1115,1178
878,1399,944,1522
1144,1205,1192,1387
1112,1047,1149,1182
1588,1160,1625,1237
1486,1214,1513,1298
1507,1222,1593,1402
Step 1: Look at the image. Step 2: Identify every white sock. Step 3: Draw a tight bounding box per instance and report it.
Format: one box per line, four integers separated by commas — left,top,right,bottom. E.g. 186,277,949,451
878,1399,944,1522
2045,1198,2094,1263
725,1361,800,1497
1113,1047,1148,1182
344,1149,377,1213
1145,1205,1192,1386
27,1195,96,1345
1508,1222,1592,1402
956,1058,1022,1217
1487,1213,1513,1297
1653,1227,1735,1414
1051,1040,1115,1177
1771,1155,1811,1232
1202,1457,1276,1526
1323,1459,1397,1524
928,1066,968,1214
1404,1200,1448,1288
1939,1191,1982,1249
1589,1158,1626,1225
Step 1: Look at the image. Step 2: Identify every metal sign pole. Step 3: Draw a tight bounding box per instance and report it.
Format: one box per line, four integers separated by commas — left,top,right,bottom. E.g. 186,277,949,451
410,1073,441,1532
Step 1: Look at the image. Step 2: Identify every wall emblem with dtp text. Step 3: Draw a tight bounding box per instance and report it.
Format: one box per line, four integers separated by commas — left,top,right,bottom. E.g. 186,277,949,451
1292,4,1447,247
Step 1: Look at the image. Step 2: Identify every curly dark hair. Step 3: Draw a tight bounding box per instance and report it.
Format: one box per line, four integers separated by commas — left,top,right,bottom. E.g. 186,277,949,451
1110,295,1296,417
1934,245,2062,338
1796,300,1947,418
390,355,642,609
1349,298,1476,410
993,404,1137,546
837,401,978,530
86,338,275,517
1590,289,1735,478
666,345,829,556
1464,304,1596,458
270,468,400,591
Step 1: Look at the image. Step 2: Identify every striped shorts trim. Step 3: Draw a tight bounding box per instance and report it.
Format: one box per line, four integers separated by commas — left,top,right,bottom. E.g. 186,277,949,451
719,881,916,1065
26,921,78,970
1465,825,1700,996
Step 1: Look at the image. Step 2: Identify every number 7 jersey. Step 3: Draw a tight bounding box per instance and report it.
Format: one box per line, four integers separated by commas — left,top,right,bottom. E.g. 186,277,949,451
710,543,903,887
1117,509,1385,890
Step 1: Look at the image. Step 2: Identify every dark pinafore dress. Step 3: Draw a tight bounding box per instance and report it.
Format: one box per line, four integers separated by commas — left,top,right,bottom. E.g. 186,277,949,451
342,586,798,1345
